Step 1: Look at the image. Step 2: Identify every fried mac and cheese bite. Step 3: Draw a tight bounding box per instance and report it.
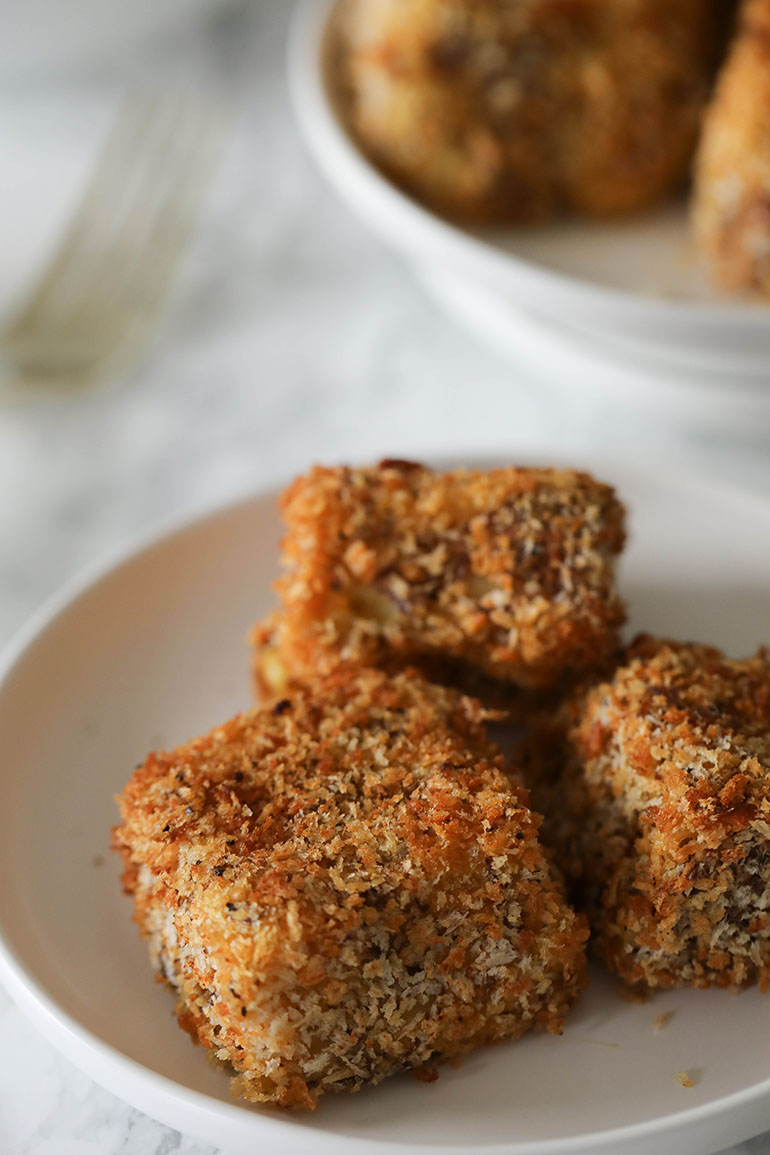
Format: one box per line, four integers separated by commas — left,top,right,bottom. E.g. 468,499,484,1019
254,461,626,696
538,638,770,991
337,0,716,222
115,667,588,1109
693,0,770,298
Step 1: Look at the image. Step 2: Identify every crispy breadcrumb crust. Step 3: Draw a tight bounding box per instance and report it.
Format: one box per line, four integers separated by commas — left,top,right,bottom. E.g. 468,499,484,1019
252,610,581,721
531,637,770,991
693,0,770,297
114,667,588,1109
256,461,626,694
335,0,717,223
251,611,294,701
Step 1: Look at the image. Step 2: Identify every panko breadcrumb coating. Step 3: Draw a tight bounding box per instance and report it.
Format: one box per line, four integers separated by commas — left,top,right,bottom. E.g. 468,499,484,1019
693,0,770,297
254,461,626,697
114,667,588,1109
534,637,770,991
253,610,574,717
252,611,295,702
335,0,717,222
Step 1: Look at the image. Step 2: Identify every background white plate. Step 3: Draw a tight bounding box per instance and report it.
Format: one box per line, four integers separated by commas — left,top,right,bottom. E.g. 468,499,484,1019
419,270,770,440
289,0,770,380
3,456,770,1155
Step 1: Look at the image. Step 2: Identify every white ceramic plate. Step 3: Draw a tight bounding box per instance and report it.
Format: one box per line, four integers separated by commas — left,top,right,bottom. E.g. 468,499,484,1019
288,0,770,377
4,456,770,1155
419,269,770,440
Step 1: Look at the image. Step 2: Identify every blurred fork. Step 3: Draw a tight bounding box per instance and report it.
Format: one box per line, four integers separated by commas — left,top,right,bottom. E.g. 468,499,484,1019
1,90,223,390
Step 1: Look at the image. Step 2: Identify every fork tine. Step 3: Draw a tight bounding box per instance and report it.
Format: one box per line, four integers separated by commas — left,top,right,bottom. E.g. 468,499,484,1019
3,91,223,386
5,93,165,335
57,100,224,378
113,104,224,321
49,98,223,369
33,96,195,339
85,96,223,323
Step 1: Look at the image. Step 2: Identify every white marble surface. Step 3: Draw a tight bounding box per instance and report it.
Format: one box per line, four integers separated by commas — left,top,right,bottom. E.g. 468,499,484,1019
3,2,770,1152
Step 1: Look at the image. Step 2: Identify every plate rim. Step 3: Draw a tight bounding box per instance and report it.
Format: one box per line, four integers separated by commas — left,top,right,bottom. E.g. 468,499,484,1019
416,267,770,437
4,453,770,1154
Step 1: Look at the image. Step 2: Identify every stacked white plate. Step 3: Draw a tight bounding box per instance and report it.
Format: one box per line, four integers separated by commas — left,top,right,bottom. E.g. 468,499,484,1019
289,0,770,437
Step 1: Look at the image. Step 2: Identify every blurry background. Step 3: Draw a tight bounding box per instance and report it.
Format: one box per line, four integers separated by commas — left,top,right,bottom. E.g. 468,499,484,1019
2,1,770,1152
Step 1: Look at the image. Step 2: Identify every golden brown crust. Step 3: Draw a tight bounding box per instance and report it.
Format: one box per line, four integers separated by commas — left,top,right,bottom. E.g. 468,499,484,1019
115,666,588,1109
250,611,295,701
251,610,594,725
534,637,770,991
259,461,626,694
693,0,770,297
336,0,717,223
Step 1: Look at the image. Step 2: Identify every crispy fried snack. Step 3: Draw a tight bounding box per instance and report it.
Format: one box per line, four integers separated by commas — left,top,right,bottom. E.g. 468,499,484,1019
252,610,579,718
254,461,626,696
114,667,587,1109
251,611,293,701
693,0,770,297
535,637,770,991
336,0,716,222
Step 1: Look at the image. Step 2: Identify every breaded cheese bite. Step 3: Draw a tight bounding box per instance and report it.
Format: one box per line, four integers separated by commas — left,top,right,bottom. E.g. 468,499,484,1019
254,461,626,697
693,0,770,297
114,667,588,1109
538,637,770,991
336,0,716,222
252,609,572,716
